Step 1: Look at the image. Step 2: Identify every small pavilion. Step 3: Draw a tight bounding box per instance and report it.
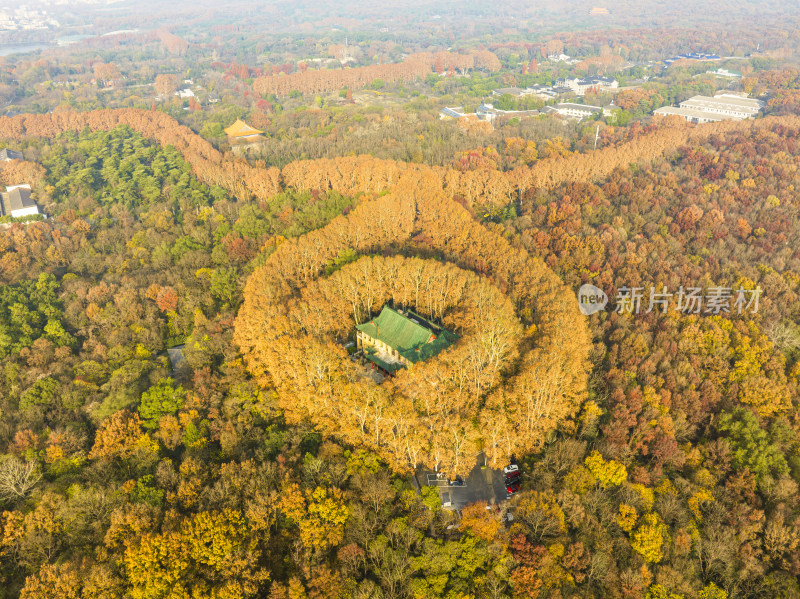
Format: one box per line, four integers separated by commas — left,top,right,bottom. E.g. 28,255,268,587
224,119,264,144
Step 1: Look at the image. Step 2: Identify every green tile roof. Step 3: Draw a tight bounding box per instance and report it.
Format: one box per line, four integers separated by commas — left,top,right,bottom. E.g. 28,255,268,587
356,306,457,366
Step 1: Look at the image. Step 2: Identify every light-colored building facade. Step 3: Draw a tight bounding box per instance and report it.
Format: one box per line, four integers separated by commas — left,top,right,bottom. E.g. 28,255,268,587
491,85,557,100
546,103,609,120
654,93,764,123
678,94,764,119
548,53,578,64
555,76,618,96
653,106,726,123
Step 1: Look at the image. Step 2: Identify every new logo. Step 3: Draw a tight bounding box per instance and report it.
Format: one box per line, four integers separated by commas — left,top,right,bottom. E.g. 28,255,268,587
578,284,608,315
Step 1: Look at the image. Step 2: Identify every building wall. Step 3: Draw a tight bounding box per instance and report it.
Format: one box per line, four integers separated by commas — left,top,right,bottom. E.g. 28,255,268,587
556,78,618,96
356,330,410,367
679,98,761,118
678,103,752,118
654,106,750,123
10,206,39,218
556,107,597,119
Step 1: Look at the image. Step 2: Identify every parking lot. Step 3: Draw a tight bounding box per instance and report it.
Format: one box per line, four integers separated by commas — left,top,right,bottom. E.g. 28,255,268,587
416,455,509,511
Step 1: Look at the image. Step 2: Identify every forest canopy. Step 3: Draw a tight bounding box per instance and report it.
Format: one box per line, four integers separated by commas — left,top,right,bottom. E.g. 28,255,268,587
235,179,591,473
2,49,800,596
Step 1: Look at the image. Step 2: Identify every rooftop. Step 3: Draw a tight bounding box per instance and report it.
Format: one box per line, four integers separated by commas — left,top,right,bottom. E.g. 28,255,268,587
559,76,616,85
478,104,539,116
0,184,36,216
0,148,22,161
654,106,727,121
707,69,742,78
492,87,528,96
440,106,467,118
556,103,604,112
356,306,458,366
680,95,764,110
224,119,263,138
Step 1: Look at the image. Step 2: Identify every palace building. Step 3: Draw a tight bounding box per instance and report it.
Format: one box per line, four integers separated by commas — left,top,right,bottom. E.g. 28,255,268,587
355,306,458,375
224,119,264,143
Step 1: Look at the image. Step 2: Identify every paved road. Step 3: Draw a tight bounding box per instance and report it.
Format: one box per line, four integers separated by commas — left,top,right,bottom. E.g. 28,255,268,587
418,456,508,511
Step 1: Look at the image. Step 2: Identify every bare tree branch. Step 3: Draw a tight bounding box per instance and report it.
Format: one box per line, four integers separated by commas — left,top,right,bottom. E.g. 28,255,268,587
0,456,42,501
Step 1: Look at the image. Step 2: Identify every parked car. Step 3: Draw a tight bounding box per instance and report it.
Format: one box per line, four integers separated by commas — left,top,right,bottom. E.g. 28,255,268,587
503,464,521,495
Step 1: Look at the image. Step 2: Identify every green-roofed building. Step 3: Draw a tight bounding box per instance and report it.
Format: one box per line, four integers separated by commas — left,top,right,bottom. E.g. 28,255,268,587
355,306,458,375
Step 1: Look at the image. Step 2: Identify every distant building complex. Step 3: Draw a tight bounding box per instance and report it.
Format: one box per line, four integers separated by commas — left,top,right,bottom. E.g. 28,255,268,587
0,8,58,31
491,79,618,100
663,52,721,65
555,76,619,96
355,306,457,375
654,92,764,123
442,78,620,124
440,104,540,123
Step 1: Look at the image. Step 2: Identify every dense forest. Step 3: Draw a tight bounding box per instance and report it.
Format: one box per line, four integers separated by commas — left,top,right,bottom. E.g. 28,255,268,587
1,3,800,598
235,190,590,473
0,99,798,598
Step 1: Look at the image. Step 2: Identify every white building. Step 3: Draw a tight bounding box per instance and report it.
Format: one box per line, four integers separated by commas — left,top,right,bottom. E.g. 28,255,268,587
706,69,741,79
492,85,557,100
477,103,539,122
548,53,578,64
546,103,609,120
653,106,726,123
1,184,40,218
679,94,763,118
654,93,764,123
555,76,619,96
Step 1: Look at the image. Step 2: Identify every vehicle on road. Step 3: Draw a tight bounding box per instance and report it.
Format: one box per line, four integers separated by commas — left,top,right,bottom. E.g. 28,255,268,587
503,464,521,495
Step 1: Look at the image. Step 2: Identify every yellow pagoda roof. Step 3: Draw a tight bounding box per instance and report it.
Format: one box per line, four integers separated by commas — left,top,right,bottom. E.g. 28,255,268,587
224,119,263,137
